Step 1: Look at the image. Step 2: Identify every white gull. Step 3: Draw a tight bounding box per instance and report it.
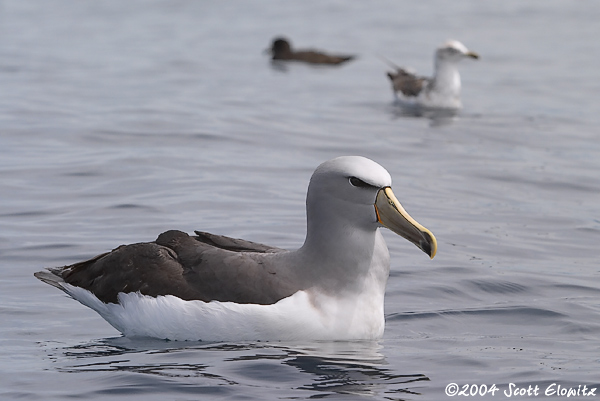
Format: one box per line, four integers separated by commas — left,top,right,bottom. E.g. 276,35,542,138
386,40,479,111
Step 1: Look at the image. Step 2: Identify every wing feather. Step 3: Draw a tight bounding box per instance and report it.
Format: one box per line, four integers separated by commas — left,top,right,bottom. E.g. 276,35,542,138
387,68,429,97
36,230,297,305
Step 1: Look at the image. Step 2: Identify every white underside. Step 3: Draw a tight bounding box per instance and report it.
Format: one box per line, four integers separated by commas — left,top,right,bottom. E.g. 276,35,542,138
395,64,463,110
395,90,462,111
62,284,385,341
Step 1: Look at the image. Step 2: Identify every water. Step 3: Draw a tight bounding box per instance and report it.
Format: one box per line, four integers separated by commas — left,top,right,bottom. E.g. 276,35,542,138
1,1,599,399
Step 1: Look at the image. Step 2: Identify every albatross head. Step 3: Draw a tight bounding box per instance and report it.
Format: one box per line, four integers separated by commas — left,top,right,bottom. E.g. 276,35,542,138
436,40,479,63
305,156,437,258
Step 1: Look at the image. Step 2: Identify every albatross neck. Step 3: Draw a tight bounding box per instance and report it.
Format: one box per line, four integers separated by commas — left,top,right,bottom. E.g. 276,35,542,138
295,215,379,286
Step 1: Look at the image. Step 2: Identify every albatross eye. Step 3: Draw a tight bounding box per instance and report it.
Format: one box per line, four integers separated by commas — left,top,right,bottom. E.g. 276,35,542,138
349,176,374,188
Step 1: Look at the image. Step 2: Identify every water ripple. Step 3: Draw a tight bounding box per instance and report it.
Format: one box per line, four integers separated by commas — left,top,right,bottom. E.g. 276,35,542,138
465,279,530,294
387,306,565,322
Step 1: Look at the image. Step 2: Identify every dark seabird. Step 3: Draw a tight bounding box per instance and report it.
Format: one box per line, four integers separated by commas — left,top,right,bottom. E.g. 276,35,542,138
269,37,355,65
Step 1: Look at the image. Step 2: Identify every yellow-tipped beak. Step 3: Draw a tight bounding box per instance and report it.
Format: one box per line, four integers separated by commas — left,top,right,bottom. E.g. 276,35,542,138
374,187,437,259
466,51,479,59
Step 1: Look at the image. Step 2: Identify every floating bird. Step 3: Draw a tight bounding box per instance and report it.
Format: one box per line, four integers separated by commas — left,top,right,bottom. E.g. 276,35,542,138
268,37,355,65
35,156,436,341
386,40,479,110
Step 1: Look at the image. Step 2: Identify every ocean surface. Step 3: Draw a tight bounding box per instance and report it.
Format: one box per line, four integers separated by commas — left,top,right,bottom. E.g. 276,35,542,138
1,1,599,400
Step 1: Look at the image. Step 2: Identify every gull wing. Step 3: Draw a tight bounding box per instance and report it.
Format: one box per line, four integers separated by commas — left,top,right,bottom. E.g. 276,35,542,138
387,68,429,97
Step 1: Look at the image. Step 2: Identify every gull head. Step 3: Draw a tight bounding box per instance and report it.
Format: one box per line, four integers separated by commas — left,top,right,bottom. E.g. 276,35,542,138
436,40,479,63
305,156,436,258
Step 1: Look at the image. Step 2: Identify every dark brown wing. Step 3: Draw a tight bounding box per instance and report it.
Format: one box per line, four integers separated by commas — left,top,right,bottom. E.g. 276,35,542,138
387,68,428,97
193,230,282,253
37,230,297,305
290,50,355,65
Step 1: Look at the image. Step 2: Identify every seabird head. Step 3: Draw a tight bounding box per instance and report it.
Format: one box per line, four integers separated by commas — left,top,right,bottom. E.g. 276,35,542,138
270,37,292,57
305,156,437,258
436,40,479,62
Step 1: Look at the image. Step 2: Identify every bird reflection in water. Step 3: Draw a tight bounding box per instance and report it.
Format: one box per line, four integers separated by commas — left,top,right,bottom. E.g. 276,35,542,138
45,338,430,398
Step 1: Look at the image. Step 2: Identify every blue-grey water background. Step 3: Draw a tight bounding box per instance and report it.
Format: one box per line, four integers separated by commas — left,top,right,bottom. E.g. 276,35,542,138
1,1,599,400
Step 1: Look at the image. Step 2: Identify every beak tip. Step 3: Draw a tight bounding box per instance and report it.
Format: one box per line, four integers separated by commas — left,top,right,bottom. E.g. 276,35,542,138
421,240,436,259
421,241,431,257
420,232,437,259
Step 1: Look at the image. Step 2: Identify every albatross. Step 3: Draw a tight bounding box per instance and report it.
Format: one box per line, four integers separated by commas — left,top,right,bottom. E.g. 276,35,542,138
35,156,436,341
386,40,479,110
268,37,355,65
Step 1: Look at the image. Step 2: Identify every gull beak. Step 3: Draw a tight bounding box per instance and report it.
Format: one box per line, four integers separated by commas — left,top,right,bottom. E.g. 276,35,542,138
466,51,479,59
374,187,437,259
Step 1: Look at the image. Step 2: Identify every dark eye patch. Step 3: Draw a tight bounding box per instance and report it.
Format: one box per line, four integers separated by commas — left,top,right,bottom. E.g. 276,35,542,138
349,176,376,189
